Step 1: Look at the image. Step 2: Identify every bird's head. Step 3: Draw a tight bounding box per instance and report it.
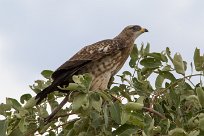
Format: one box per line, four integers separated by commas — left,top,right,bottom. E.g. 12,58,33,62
115,25,148,41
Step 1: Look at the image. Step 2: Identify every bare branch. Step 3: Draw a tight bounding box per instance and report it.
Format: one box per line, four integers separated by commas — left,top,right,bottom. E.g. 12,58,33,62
45,95,69,124
143,107,166,119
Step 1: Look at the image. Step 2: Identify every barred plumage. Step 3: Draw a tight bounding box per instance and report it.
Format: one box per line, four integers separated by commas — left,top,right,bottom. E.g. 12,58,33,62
35,25,148,104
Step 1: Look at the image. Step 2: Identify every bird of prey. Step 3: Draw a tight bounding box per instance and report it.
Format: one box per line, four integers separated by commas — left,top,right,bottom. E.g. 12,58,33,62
35,25,148,104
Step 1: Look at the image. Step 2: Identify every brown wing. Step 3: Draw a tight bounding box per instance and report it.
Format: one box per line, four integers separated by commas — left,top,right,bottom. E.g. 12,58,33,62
52,39,126,80
35,39,127,104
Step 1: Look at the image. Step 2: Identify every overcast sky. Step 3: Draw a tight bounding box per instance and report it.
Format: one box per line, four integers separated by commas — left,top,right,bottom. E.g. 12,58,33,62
0,0,204,103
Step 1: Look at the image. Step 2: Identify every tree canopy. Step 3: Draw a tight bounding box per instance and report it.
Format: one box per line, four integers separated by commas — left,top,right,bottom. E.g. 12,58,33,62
1,44,204,136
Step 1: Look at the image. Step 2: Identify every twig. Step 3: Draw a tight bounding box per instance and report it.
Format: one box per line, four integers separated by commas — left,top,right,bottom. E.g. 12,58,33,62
45,95,69,124
152,73,203,104
52,112,76,120
185,77,196,87
142,107,166,119
47,118,80,132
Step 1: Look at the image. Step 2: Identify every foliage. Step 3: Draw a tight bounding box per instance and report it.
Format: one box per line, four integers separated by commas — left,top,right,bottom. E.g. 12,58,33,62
1,44,204,136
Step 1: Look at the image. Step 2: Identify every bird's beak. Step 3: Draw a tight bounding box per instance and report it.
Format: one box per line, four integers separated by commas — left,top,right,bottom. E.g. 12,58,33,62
140,28,148,33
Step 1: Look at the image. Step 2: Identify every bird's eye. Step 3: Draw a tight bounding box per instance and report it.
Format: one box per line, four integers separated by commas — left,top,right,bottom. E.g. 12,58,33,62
131,25,141,31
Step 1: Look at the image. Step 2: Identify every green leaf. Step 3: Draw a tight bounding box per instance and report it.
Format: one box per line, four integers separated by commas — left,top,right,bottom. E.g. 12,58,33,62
47,94,59,111
72,75,84,84
0,103,11,116
47,131,56,136
159,119,170,134
194,48,204,71
199,118,204,131
144,43,150,55
78,132,87,136
72,74,92,92
144,114,153,132
189,130,200,136
141,67,156,79
140,43,144,56
9,128,24,136
73,118,89,134
140,58,162,68
38,107,49,118
90,93,102,112
169,87,180,108
97,91,112,102
185,95,200,107
124,102,144,111
122,71,132,76
183,61,187,71
199,131,204,136
58,120,76,136
119,129,136,136
137,96,145,104
72,93,89,111
111,85,131,102
81,73,92,90
90,111,102,128
41,70,53,79
128,114,144,128
196,87,204,108
103,104,109,128
19,109,29,117
161,52,168,62
39,122,53,134
0,119,7,136
109,102,121,124
146,118,155,135
20,94,32,104
25,122,38,136
23,97,37,109
130,44,139,60
166,47,173,63
188,116,199,129
121,110,130,125
147,52,168,62
168,128,188,136
18,117,28,133
155,75,164,88
173,53,185,75
162,65,172,71
33,80,47,90
6,98,21,111
112,124,136,136
59,83,80,91
129,45,139,68
159,71,176,82
129,59,136,68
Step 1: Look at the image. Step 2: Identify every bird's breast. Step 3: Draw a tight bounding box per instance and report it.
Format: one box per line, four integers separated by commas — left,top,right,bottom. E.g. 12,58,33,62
87,51,124,76
80,45,133,91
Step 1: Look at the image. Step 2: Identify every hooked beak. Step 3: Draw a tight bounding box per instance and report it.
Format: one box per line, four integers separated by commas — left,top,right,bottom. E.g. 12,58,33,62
141,28,148,33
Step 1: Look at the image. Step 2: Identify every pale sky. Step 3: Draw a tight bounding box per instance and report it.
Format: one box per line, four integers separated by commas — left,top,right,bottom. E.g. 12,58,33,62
0,0,204,103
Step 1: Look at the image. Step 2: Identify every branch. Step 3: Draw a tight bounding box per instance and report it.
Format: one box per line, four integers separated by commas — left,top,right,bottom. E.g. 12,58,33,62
152,73,203,106
47,118,79,132
45,95,69,124
52,112,76,120
142,107,166,119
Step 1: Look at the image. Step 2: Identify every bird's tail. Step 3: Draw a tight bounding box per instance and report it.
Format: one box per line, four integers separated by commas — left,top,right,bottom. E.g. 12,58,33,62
35,86,55,105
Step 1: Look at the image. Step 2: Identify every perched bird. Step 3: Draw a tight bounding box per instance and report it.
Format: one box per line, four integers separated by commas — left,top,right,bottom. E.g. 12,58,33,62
35,25,148,104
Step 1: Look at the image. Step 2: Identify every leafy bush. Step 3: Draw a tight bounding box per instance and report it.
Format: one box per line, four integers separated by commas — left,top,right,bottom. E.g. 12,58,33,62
1,44,204,136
